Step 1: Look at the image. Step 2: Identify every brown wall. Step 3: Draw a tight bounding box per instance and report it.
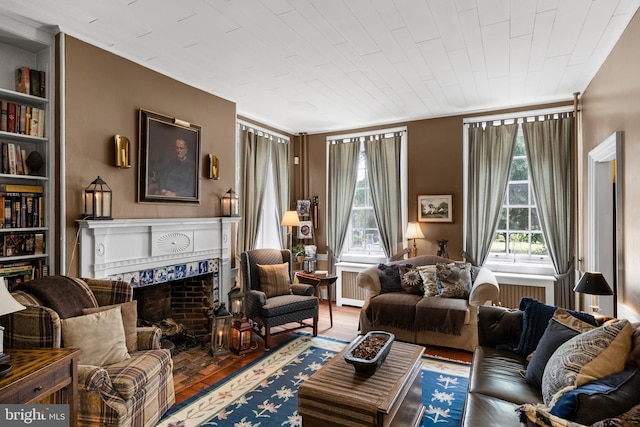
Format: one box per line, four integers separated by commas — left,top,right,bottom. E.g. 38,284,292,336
62,36,239,275
580,10,640,315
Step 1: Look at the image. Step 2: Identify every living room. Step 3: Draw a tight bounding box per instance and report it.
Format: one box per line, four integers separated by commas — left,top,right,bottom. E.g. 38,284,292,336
1,1,640,426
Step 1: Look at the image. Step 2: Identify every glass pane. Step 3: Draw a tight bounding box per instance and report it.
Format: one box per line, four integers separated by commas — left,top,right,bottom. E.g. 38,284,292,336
513,134,526,156
509,157,528,181
531,208,541,230
509,207,529,230
364,210,378,228
353,188,366,207
509,232,529,255
531,233,548,255
496,207,507,230
491,232,507,254
508,183,529,205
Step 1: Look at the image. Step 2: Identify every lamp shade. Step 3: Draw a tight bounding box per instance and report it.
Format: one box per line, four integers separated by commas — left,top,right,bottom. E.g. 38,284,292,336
573,272,614,295
405,222,425,240
281,210,301,227
0,278,26,316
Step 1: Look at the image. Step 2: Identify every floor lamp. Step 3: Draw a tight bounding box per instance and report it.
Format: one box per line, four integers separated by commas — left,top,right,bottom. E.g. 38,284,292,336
281,210,300,250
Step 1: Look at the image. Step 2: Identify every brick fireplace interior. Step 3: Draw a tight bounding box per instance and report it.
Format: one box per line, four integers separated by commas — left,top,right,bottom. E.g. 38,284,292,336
133,274,214,339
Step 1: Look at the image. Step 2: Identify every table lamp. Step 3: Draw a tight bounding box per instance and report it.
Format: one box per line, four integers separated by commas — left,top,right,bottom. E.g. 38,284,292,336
281,210,300,250
0,277,26,364
405,222,425,258
573,272,614,313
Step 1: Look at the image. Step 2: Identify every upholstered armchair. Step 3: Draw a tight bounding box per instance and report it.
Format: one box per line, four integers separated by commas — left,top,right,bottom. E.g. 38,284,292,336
0,276,175,427
240,249,319,349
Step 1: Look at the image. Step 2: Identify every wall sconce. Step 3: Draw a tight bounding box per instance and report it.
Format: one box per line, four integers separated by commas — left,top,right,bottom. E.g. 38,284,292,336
210,303,231,356
114,135,131,168
208,154,219,179
84,176,113,220
221,188,239,217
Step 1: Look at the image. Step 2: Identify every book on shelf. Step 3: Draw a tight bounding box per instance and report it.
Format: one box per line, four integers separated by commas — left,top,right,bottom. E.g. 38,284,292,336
7,143,17,174
0,101,6,132
14,144,24,174
7,102,16,133
2,233,36,257
15,67,30,94
29,69,40,97
0,184,43,193
0,192,43,229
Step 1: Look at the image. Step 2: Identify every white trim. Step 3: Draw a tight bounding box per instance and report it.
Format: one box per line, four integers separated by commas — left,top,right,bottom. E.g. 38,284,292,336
463,106,573,125
236,119,290,142
59,33,66,274
327,126,407,142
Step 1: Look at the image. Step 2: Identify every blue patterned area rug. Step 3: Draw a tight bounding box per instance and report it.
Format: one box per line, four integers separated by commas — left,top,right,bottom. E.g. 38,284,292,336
157,334,469,427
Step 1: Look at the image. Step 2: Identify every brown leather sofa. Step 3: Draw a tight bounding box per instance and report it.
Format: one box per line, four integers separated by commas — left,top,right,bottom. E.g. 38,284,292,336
462,305,640,427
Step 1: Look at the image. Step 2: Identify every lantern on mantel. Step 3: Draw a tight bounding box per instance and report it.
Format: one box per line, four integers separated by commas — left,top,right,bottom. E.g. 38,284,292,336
210,303,231,356
228,286,244,321
84,176,113,220
231,317,253,356
221,188,239,217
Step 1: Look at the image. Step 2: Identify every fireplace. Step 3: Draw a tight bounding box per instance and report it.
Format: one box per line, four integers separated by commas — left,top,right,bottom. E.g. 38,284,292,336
77,217,239,339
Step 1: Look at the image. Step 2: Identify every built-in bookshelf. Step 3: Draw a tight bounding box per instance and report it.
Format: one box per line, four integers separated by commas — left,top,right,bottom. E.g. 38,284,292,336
0,18,54,287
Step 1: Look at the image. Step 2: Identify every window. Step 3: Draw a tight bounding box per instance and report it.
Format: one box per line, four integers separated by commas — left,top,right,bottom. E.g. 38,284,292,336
489,127,548,262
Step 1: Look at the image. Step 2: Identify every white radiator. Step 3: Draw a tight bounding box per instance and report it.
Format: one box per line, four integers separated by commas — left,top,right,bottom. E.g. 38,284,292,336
335,262,372,307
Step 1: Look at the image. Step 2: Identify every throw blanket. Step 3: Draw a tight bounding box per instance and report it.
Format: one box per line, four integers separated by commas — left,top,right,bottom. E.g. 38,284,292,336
18,276,97,318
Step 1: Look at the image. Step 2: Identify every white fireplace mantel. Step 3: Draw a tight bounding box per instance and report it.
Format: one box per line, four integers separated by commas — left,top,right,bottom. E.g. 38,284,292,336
77,217,240,298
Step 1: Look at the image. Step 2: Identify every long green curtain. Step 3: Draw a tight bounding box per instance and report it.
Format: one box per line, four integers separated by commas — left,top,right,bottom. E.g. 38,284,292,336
364,132,402,259
523,114,575,308
238,128,271,253
464,122,518,266
326,140,359,270
271,140,289,249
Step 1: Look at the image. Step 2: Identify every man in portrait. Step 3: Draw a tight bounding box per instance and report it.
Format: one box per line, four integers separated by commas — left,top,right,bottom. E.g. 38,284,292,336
155,138,196,197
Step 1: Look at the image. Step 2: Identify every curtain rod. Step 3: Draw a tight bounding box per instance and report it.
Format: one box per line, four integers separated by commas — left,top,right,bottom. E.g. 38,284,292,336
327,126,407,142
463,106,573,125
237,119,290,142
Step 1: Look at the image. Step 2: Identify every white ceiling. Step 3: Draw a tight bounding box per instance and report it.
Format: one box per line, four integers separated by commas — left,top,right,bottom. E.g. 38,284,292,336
1,0,639,134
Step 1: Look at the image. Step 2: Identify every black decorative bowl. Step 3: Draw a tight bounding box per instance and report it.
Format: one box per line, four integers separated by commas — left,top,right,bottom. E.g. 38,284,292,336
0,364,11,379
344,331,394,375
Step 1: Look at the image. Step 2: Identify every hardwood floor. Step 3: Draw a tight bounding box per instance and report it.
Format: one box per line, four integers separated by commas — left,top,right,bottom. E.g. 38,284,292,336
171,300,473,405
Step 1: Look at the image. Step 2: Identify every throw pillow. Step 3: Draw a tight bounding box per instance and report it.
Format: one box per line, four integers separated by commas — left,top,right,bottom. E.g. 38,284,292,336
514,298,598,356
83,300,138,353
60,306,130,366
398,265,423,295
524,308,596,388
549,368,640,425
416,265,438,297
257,263,291,297
378,263,409,294
435,262,472,299
542,319,632,406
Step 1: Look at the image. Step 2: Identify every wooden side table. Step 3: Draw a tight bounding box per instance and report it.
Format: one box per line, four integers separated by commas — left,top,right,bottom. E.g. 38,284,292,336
295,272,338,327
0,348,80,426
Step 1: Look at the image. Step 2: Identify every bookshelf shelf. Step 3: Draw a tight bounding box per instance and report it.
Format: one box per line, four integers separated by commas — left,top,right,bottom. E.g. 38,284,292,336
0,18,54,284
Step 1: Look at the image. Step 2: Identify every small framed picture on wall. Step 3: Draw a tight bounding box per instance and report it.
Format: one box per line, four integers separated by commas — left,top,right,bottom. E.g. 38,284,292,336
298,220,313,239
418,194,453,223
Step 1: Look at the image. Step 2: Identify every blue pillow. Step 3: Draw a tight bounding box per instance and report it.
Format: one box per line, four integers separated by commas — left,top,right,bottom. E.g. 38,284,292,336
514,298,597,356
550,368,640,424
378,263,411,294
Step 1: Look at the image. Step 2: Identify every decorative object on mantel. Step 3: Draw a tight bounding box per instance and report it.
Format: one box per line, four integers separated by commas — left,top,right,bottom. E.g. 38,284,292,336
281,210,300,250
83,176,113,220
221,188,239,217
114,135,131,168
207,154,219,179
405,221,425,257
227,286,244,321
437,239,449,259
574,271,614,313
210,303,231,356
0,277,27,365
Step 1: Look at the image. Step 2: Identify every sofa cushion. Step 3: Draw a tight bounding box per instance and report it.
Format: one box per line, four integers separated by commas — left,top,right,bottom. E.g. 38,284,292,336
366,292,420,330
257,263,291,297
542,319,632,406
104,349,172,400
416,265,438,297
524,308,596,388
415,297,469,335
514,298,597,356
378,263,409,293
83,301,138,353
61,306,131,366
398,265,423,295
435,262,472,299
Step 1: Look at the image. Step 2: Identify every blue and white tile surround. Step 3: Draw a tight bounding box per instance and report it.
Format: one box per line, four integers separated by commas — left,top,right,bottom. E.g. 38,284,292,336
109,258,220,289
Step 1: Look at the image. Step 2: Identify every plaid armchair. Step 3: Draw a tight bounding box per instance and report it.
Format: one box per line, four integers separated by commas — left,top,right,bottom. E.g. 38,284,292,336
0,276,175,427
241,249,318,349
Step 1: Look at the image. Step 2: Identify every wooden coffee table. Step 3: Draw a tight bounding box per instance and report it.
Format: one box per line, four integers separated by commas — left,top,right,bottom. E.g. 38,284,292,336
298,340,425,427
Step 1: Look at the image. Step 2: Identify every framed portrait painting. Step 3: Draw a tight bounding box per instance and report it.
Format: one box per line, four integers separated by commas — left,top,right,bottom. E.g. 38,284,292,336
418,194,453,223
138,109,201,203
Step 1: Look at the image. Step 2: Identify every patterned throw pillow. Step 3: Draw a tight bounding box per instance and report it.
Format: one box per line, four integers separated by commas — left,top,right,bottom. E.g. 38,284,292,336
542,319,632,407
435,263,472,299
416,265,438,297
257,263,291,297
398,265,423,295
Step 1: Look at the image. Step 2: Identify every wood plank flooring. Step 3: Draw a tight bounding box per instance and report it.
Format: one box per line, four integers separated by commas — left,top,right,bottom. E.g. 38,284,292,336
171,301,473,405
